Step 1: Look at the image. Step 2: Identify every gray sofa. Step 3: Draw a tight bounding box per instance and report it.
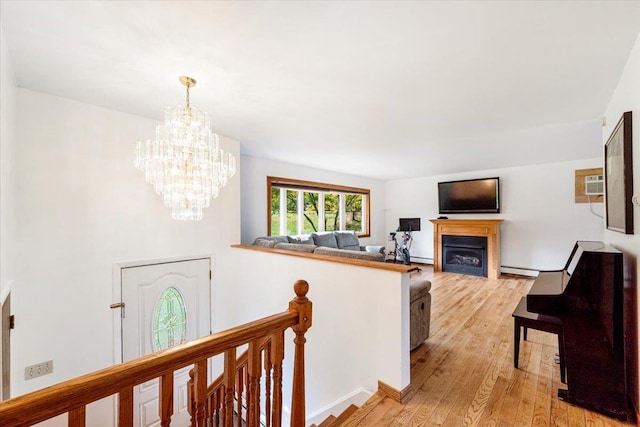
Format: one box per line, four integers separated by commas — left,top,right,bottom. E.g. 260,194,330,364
252,231,385,262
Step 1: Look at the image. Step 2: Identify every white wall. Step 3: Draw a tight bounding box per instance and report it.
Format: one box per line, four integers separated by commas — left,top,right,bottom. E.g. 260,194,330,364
11,89,241,424
240,155,386,246
602,31,640,410
385,158,605,272
227,247,410,425
0,24,18,401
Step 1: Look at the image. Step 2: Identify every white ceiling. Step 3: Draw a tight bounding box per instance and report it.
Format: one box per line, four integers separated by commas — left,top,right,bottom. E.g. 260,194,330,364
1,1,639,180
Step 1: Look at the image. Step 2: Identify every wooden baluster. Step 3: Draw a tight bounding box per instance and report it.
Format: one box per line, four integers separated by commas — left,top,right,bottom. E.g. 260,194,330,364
289,280,312,427
119,387,134,427
159,372,174,427
245,362,250,425
216,387,223,426
223,349,237,427
242,362,248,426
271,330,284,427
193,360,208,427
236,364,244,427
265,339,273,427
212,388,219,427
68,406,86,427
188,368,195,426
187,368,196,427
212,386,219,427
248,340,262,427
205,394,210,427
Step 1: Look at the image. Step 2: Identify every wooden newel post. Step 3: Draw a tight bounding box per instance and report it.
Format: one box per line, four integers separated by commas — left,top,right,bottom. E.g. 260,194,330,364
289,280,312,427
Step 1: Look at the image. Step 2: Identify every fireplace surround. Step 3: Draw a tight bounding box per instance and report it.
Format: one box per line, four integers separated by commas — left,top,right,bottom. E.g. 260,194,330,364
430,219,503,279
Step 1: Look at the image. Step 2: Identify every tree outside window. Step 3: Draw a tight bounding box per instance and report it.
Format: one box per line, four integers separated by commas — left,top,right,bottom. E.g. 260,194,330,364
270,186,280,236
303,192,319,234
324,193,340,231
286,190,298,235
345,194,363,231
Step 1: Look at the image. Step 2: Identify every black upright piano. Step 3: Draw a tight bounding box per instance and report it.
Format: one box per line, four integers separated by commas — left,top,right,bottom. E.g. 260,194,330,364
527,241,629,420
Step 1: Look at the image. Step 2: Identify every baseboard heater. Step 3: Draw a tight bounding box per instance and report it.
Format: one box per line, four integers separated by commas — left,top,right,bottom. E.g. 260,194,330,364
406,258,539,278
410,256,433,264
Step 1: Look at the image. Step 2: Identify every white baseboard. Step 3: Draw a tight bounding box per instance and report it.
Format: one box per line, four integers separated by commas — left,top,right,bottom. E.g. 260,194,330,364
410,256,433,264
500,266,539,277
306,387,373,426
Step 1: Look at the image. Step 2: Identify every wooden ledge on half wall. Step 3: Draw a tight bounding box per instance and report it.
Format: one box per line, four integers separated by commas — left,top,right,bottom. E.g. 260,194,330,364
231,244,420,273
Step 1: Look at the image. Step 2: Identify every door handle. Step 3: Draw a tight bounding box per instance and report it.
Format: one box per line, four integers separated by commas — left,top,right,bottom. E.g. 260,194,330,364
110,302,125,318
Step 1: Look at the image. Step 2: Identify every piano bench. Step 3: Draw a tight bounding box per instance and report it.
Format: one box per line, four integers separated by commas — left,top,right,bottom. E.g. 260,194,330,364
512,297,565,383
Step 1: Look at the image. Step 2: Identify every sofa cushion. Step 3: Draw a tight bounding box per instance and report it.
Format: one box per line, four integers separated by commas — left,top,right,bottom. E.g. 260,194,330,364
314,246,384,262
334,232,361,251
409,279,432,302
253,235,288,244
364,245,385,255
409,279,431,350
253,239,278,248
274,242,318,253
310,232,338,249
287,236,315,245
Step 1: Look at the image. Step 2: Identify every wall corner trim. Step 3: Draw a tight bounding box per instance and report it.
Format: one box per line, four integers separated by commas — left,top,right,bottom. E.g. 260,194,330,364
378,380,414,404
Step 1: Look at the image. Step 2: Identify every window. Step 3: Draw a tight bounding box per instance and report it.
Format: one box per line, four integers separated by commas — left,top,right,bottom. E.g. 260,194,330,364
267,177,370,237
152,287,187,352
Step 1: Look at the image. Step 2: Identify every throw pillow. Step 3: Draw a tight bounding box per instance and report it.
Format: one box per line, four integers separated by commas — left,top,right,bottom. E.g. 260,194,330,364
310,232,338,248
287,236,314,245
334,232,361,251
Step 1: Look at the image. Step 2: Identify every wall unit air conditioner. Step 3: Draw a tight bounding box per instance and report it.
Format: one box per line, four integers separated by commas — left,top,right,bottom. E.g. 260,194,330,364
585,175,604,195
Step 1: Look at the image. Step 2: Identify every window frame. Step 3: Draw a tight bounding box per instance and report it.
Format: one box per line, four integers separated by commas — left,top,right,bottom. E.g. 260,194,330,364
267,176,371,237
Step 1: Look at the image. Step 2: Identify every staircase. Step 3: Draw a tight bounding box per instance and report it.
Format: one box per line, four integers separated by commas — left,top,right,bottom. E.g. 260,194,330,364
310,404,359,427
311,389,408,427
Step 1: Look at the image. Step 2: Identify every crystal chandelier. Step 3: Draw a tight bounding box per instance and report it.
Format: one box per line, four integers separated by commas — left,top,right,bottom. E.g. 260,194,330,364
134,76,236,220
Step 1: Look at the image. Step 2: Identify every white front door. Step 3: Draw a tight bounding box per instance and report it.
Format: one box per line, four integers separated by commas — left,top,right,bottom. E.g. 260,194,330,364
121,258,211,427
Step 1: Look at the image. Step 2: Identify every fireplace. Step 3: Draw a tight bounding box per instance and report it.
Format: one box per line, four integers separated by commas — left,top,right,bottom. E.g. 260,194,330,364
430,219,502,279
442,235,488,277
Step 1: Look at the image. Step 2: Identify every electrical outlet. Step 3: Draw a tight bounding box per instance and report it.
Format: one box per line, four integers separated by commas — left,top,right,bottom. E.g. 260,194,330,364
24,360,53,380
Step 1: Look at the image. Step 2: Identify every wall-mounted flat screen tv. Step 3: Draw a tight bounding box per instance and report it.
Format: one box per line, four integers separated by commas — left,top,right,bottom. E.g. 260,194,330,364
438,177,500,214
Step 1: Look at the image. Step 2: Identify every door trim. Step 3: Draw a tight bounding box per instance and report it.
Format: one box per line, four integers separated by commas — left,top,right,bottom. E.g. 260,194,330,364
1,292,10,401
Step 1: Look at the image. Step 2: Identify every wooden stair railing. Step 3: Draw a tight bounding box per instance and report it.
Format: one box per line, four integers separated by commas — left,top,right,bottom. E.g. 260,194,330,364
192,334,278,426
0,280,312,427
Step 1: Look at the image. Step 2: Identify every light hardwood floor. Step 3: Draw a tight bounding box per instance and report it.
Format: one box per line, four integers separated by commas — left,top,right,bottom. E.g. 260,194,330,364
340,267,636,427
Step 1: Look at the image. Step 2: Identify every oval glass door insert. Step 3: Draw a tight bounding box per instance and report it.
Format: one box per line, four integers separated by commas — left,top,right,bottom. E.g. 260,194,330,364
152,287,187,352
